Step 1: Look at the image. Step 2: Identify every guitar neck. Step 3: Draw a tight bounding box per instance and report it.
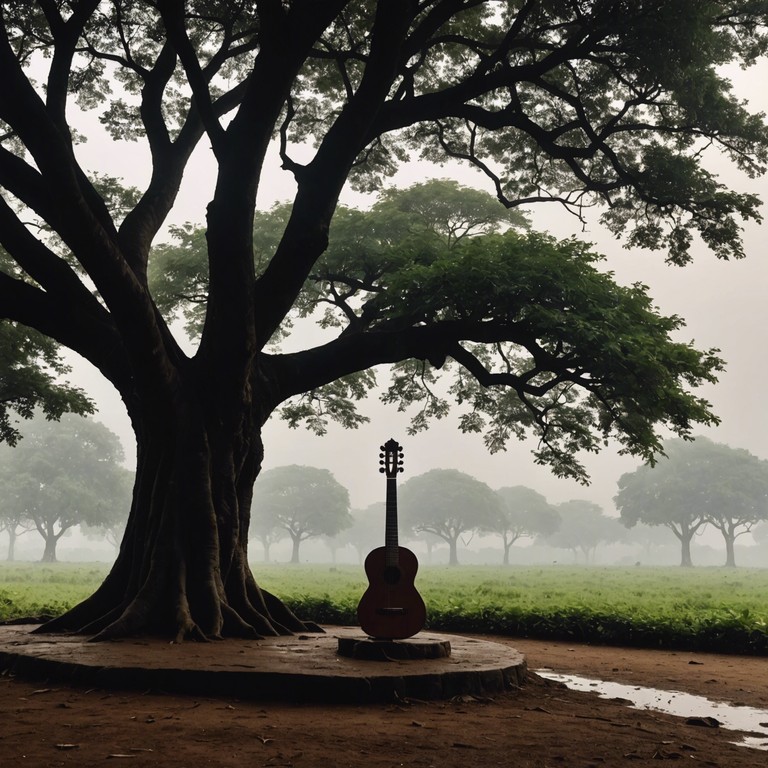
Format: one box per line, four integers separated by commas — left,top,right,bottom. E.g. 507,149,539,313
385,476,399,564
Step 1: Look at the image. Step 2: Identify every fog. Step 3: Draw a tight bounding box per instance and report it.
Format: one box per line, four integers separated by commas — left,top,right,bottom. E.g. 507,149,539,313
5,60,768,563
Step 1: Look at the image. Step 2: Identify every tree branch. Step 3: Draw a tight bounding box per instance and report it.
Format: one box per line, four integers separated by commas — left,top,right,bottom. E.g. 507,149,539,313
0,271,132,397
252,0,418,346
269,318,556,403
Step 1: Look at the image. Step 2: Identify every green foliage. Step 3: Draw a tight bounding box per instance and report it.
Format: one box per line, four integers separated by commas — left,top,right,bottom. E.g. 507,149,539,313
544,500,623,561
383,231,723,480
492,486,561,563
273,564,768,655
616,437,768,566
0,563,108,620
618,437,768,529
2,563,766,654
146,177,725,481
0,321,94,446
0,413,132,560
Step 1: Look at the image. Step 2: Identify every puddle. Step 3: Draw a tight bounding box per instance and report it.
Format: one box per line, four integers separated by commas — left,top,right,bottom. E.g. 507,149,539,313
537,670,768,751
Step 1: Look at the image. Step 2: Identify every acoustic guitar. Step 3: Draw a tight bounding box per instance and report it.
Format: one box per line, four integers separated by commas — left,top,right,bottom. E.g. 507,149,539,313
357,439,426,640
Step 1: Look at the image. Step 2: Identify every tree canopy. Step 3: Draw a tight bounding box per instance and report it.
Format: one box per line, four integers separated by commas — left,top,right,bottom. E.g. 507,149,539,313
0,1,766,640
615,437,768,567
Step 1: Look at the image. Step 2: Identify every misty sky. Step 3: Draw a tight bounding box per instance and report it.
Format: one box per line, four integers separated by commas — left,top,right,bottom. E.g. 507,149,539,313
61,59,768,520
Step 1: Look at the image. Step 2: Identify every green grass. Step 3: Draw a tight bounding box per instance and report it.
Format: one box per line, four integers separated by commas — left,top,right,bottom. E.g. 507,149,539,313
1,562,766,654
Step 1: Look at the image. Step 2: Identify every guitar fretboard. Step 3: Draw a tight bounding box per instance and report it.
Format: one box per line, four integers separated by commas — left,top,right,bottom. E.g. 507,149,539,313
385,476,399,567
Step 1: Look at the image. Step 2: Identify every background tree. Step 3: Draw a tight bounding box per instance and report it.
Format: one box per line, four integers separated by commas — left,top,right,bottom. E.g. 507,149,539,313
0,413,132,562
249,523,286,564
335,503,386,564
616,438,768,567
753,522,768,558
701,443,768,567
616,439,707,567
151,178,528,340
543,500,619,563
251,466,351,564
622,523,678,564
0,491,35,561
399,469,501,565
492,486,561,565
0,2,766,640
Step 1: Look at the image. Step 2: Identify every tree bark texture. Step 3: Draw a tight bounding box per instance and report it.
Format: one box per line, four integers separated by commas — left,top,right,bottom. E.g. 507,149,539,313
37,372,318,642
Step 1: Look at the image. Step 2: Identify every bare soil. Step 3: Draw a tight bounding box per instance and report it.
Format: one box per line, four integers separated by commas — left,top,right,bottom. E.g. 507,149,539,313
2,635,767,767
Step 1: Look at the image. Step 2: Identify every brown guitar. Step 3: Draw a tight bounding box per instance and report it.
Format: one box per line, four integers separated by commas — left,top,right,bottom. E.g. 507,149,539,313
357,439,426,640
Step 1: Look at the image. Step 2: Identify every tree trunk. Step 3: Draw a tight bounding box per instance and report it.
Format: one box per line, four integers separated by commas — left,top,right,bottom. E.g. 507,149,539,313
41,536,58,563
680,534,694,567
448,536,459,566
290,535,301,564
723,534,737,568
6,528,16,562
35,401,318,642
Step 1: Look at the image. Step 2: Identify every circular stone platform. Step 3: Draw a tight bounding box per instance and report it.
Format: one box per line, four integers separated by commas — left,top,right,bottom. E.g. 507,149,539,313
0,624,527,704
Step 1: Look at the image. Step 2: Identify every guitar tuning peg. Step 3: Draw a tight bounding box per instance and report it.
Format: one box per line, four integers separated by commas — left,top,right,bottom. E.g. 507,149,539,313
379,467,385,474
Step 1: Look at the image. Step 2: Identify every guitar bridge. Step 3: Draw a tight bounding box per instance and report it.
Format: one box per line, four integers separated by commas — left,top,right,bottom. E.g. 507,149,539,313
376,607,407,616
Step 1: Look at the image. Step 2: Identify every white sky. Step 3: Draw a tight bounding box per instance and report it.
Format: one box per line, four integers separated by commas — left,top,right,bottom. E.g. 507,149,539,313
63,58,768,518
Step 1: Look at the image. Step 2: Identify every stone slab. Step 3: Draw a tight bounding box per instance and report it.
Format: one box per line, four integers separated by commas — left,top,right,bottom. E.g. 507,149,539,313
0,624,527,704
337,635,452,660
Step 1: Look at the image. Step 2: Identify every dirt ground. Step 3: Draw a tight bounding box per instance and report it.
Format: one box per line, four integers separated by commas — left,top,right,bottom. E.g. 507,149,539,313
1,635,767,768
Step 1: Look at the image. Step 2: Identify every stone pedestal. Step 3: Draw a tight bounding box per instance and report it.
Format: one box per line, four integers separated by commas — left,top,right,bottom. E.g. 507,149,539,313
337,634,451,661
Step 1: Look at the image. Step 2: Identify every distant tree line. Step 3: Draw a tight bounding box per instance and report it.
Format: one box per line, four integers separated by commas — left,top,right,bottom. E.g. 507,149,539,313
2,425,765,568
247,437,768,569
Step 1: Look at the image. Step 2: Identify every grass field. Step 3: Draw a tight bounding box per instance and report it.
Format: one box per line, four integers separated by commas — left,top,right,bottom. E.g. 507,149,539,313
1,562,766,654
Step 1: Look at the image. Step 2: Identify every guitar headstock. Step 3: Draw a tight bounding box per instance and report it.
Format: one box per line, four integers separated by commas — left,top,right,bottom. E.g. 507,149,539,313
379,438,404,478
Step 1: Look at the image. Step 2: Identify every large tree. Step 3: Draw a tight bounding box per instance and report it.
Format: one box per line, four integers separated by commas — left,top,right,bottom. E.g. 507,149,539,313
616,437,768,567
0,412,132,562
0,2,766,640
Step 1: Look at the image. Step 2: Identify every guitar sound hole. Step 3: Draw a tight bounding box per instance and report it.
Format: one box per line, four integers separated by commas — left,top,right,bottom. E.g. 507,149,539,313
383,566,401,585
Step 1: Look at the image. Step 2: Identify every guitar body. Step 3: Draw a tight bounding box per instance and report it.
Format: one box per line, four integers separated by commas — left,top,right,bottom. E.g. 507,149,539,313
357,545,426,640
